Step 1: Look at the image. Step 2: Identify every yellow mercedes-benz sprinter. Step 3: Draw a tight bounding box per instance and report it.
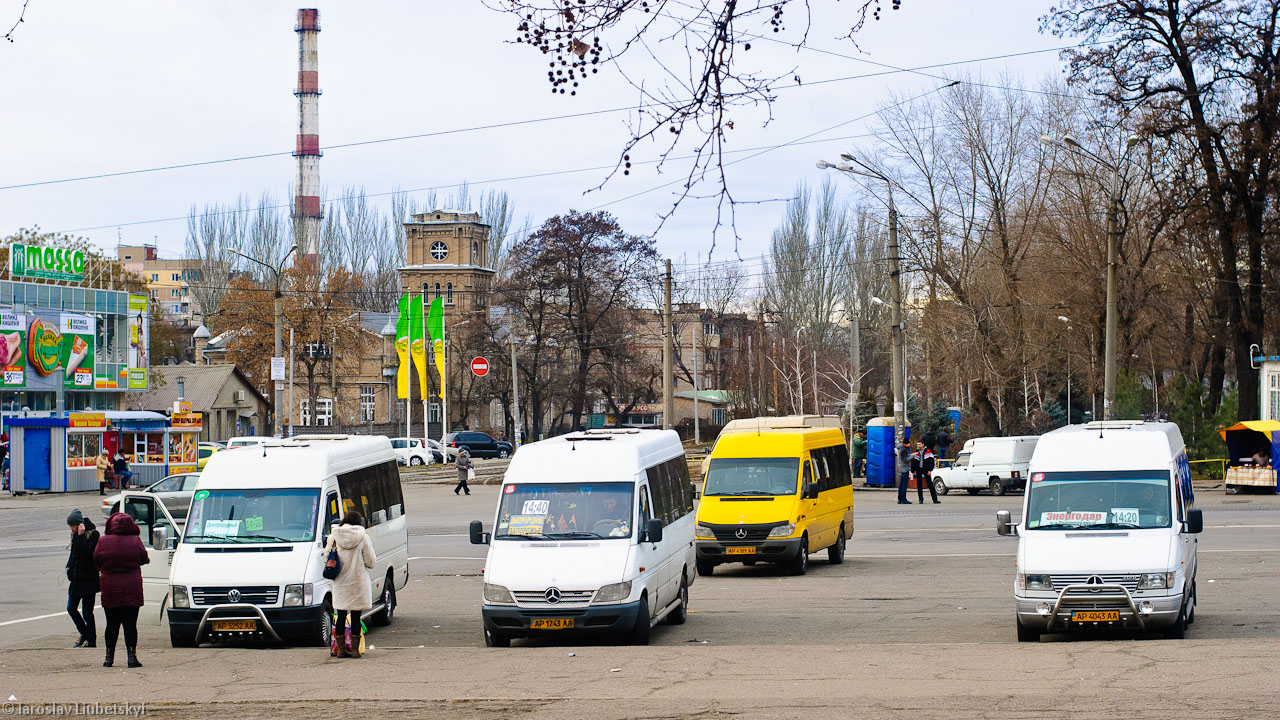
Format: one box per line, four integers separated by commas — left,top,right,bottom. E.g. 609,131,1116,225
694,427,853,576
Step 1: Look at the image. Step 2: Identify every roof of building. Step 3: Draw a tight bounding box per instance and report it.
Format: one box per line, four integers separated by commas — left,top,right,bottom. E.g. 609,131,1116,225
674,390,731,405
192,324,211,339
141,363,270,413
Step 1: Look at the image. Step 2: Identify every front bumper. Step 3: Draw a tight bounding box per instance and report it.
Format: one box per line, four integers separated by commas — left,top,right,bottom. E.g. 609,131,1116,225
696,537,804,564
1016,584,1184,631
482,599,643,637
169,603,326,643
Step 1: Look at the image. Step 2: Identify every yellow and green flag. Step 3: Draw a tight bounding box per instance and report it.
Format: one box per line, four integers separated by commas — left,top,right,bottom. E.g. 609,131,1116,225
427,297,445,398
395,293,411,399
410,294,429,399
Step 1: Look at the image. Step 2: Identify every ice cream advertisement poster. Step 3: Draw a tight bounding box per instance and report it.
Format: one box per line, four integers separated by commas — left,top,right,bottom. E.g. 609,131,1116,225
127,294,149,389
0,307,26,387
60,312,95,389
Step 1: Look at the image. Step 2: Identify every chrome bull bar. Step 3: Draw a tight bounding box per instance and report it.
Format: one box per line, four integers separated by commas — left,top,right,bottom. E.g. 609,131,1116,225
193,603,283,642
1045,583,1146,631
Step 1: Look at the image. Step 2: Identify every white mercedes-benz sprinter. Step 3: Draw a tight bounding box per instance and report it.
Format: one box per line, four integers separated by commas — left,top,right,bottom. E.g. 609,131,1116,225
470,428,696,647
997,421,1202,641
142,434,409,647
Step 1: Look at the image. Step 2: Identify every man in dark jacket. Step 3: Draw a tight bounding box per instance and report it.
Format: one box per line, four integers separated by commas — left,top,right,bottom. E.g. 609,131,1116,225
65,509,100,648
897,441,912,505
850,431,867,478
916,442,940,504
936,429,952,460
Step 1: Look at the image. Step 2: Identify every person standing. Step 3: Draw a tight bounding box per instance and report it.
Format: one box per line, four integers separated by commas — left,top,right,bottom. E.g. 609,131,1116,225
850,431,867,479
95,449,112,495
326,511,375,659
454,449,472,496
936,428,951,461
112,453,133,489
916,441,939,504
65,510,100,648
897,441,912,505
94,512,148,668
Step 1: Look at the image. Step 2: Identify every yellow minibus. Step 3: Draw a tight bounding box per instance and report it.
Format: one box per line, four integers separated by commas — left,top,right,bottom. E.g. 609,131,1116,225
694,427,853,576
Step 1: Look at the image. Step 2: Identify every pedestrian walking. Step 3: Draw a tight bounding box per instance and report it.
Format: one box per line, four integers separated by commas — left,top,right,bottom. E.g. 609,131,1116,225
65,509,100,648
936,428,951,460
915,441,940,504
850,431,867,479
897,441,912,505
326,511,375,659
112,453,133,489
95,449,112,494
94,512,148,668
454,449,473,496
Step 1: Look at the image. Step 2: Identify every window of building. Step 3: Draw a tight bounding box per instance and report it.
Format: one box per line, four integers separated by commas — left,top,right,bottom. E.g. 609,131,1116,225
170,304,181,314
711,408,726,425
171,273,181,282
150,273,158,282
360,386,376,422
429,403,441,423
317,398,334,427
170,289,180,298
704,321,716,337
299,399,311,426
1270,372,1280,421
434,283,441,299
446,283,453,304
472,241,479,261
149,290,158,299
489,399,503,428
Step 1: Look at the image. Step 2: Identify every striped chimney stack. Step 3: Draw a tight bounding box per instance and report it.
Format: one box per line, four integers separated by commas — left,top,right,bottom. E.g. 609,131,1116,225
293,8,322,262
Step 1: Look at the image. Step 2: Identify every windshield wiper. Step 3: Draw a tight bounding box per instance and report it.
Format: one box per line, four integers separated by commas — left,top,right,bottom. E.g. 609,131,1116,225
231,534,292,543
499,532,556,541
1090,522,1143,529
1032,523,1088,530
183,534,235,542
709,490,776,496
549,531,606,539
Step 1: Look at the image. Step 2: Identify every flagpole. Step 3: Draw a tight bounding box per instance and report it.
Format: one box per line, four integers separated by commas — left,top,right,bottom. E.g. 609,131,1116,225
421,295,428,441
442,316,448,444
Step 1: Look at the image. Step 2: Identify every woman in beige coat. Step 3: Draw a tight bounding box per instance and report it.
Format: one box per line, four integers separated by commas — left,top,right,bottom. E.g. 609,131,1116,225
95,450,112,495
326,511,375,658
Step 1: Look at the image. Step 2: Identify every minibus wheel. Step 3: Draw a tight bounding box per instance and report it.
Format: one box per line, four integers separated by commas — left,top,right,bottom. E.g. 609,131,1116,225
169,626,198,648
1164,604,1188,639
989,478,1006,496
666,574,689,625
828,525,846,565
628,594,651,645
1016,619,1041,642
312,598,334,647
373,573,396,626
788,535,809,576
696,558,715,577
484,628,511,647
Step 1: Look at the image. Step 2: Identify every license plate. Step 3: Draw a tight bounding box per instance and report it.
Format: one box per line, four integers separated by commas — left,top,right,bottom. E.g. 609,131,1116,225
530,618,574,630
212,620,257,632
1072,610,1119,622
726,547,756,555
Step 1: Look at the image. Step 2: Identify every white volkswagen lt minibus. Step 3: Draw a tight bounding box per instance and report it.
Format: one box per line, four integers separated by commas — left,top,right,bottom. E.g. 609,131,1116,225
470,428,696,646
997,421,1202,641
133,435,409,647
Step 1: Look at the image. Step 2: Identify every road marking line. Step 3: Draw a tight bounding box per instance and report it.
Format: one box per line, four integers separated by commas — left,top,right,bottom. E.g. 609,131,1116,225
849,553,1015,558
409,555,485,561
0,611,69,627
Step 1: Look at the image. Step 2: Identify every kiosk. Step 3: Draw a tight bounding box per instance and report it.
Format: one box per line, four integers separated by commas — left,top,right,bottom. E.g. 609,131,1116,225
7,413,108,493
1220,420,1280,493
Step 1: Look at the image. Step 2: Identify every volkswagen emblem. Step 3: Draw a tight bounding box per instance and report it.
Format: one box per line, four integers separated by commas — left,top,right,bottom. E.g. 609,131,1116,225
735,528,748,539
227,589,241,603
544,587,562,604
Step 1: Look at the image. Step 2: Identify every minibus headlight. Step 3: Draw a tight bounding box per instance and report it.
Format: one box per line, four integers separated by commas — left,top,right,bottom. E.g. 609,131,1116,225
593,581,632,605
283,583,312,607
767,523,796,538
171,585,189,608
1137,572,1174,590
695,523,715,539
1018,574,1053,591
483,583,514,604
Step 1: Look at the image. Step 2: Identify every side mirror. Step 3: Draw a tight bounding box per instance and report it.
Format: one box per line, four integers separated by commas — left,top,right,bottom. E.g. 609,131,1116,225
642,518,663,544
803,482,820,500
995,510,1016,537
151,525,168,551
469,520,490,545
1185,508,1203,534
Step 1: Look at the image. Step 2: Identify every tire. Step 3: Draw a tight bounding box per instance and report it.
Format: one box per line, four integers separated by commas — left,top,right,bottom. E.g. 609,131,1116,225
828,525,846,565
990,478,1006,496
628,594,651,645
787,534,809,576
311,598,334,648
484,628,511,647
498,448,510,459
1186,581,1196,625
966,488,981,496
372,574,396,626
169,626,198,648
696,558,715,577
933,478,949,496
410,456,424,466
1164,604,1188,639
666,574,689,625
1016,618,1041,643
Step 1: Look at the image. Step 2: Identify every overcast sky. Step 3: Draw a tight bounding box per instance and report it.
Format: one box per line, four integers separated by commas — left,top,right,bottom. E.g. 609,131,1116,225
1,1,1071,269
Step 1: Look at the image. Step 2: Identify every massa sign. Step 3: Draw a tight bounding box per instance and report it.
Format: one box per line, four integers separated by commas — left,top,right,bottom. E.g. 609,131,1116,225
8,243,85,283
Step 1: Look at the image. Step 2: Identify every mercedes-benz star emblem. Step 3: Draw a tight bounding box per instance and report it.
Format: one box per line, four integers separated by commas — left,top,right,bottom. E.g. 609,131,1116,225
1087,576,1102,593
228,589,241,603
544,587,562,604
735,528,748,539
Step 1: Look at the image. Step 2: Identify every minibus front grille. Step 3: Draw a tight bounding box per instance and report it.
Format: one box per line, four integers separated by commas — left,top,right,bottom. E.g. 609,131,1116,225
1051,575,1140,594
192,586,280,606
512,590,595,607
707,523,783,543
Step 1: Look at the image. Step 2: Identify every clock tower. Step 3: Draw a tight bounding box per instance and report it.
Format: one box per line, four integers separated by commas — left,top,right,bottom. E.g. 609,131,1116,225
401,210,495,317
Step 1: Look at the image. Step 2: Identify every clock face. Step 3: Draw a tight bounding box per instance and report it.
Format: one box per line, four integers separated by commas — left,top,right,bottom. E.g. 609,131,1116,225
430,241,449,261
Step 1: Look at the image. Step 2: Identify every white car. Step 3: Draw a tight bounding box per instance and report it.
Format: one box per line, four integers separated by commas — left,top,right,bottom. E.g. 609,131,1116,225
391,437,435,466
932,436,1038,496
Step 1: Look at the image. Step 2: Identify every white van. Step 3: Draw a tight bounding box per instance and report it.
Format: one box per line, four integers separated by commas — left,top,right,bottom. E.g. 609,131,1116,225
996,421,1202,642
932,435,1038,496
226,436,268,449
470,428,696,647
120,434,409,647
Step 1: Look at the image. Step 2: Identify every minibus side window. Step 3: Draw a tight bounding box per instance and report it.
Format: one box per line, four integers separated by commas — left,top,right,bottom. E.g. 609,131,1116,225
647,464,673,526
670,457,695,514
829,443,852,487
639,486,652,527
802,461,813,493
324,491,339,543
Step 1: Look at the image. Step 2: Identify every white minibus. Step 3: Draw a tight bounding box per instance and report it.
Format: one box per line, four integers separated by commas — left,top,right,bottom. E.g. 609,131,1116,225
120,434,409,647
470,428,696,646
997,421,1202,641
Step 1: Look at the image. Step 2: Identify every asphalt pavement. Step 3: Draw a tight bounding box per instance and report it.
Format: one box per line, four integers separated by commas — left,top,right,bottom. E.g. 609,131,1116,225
1,474,1276,719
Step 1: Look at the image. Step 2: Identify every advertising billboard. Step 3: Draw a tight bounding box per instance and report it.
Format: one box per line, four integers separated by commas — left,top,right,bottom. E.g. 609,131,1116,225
126,294,149,389
0,308,25,387
8,243,85,283
60,313,95,389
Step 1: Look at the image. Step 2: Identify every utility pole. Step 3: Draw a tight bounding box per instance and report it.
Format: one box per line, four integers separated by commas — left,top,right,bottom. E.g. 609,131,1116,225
288,328,295,437
232,246,295,437
692,320,700,444
849,313,860,446
812,349,819,416
888,189,906,480
662,259,674,430
510,328,522,446
1103,192,1119,421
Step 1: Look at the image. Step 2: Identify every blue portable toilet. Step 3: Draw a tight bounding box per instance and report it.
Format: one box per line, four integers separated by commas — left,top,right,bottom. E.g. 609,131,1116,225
864,416,911,487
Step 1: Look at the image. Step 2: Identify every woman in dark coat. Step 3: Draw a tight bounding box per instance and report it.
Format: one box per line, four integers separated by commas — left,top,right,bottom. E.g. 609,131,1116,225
66,510,100,647
94,513,149,668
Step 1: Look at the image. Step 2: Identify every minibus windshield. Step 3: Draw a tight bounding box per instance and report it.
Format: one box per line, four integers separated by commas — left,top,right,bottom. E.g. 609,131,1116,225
704,458,800,496
184,488,320,543
1025,470,1172,530
495,482,634,540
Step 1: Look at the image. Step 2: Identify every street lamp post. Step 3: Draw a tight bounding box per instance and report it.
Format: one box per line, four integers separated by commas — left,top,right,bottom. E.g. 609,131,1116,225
1042,133,1140,420
1058,316,1071,425
232,245,297,437
821,155,907,482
